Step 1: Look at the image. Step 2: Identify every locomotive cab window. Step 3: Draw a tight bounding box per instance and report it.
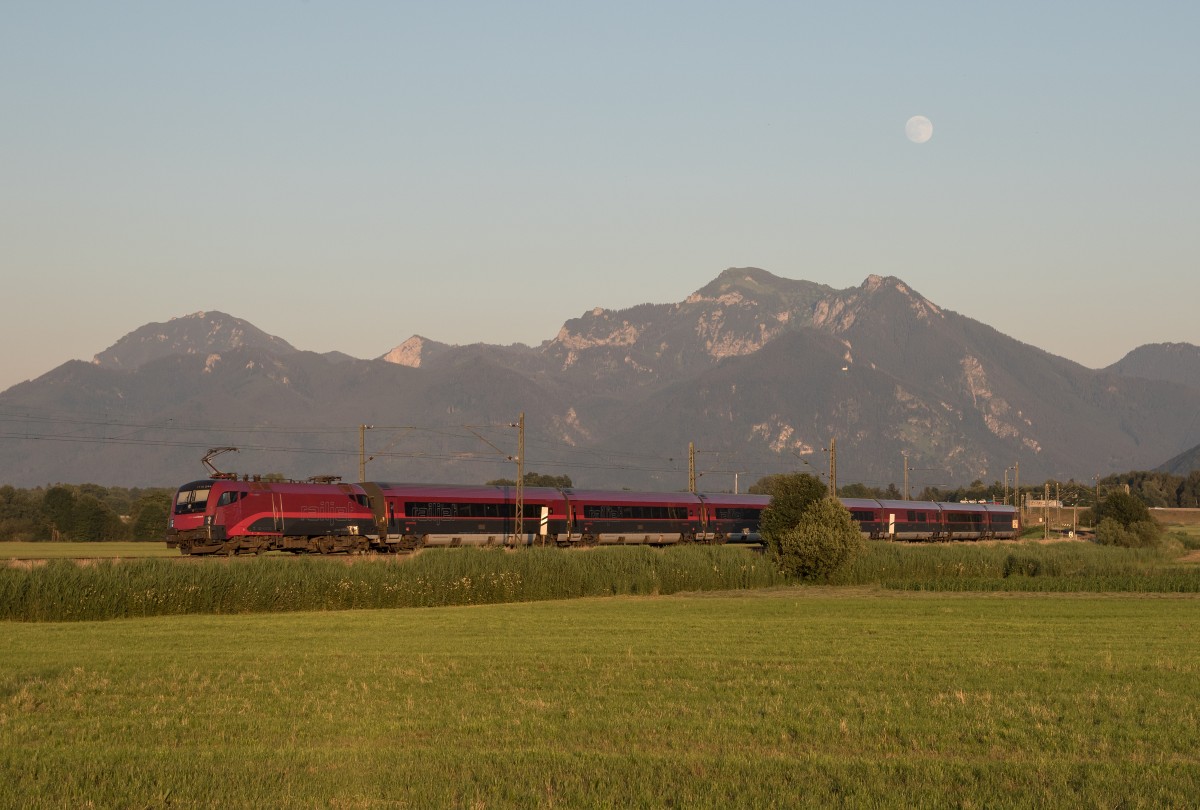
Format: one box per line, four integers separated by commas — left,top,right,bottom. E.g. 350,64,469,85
174,484,212,515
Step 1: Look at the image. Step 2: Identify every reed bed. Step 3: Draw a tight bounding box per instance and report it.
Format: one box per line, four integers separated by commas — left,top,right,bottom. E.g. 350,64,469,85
4,540,1198,624
0,545,783,622
831,540,1200,592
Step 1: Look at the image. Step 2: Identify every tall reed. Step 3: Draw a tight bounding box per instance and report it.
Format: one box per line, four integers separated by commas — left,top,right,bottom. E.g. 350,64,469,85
829,541,1200,592
0,546,783,622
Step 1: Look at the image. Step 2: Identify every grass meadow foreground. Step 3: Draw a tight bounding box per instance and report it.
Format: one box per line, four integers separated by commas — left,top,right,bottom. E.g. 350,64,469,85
3,589,1199,808
0,540,179,559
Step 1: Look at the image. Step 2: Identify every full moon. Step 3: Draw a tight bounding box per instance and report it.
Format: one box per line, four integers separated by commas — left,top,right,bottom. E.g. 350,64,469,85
905,115,933,144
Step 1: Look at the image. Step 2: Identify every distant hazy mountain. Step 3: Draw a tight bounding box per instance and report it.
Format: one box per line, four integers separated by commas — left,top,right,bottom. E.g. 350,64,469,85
92,311,297,371
1106,342,1200,391
4,269,1200,489
1158,444,1200,476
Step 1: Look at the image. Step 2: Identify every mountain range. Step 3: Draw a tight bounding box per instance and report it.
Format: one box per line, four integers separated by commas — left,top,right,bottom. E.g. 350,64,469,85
3,268,1200,490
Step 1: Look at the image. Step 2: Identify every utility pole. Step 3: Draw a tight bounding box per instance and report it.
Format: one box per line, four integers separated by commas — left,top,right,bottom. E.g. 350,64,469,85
828,437,837,498
513,412,525,545
688,442,696,494
358,425,372,482
1014,461,1020,522
902,453,909,501
1044,482,1050,540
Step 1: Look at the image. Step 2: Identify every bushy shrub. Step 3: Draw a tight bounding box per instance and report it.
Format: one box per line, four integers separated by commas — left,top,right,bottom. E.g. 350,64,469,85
1095,518,1162,549
776,497,866,581
1094,491,1153,529
756,473,827,556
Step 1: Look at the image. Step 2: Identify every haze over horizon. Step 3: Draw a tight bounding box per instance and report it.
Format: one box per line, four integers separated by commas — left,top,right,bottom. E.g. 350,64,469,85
3,2,1197,392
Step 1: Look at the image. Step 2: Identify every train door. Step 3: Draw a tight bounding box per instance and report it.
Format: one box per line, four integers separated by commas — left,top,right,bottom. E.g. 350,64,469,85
272,491,284,534
216,489,243,532
360,482,389,539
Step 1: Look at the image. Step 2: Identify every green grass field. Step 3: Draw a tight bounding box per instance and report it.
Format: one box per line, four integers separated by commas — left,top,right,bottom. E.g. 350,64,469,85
3,589,1198,808
0,540,179,559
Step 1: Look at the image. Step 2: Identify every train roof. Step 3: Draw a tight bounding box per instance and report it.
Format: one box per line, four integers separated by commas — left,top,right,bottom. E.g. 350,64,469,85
560,489,702,505
372,483,564,500
176,479,363,494
874,499,943,510
370,483,765,507
840,498,1013,514
695,492,771,506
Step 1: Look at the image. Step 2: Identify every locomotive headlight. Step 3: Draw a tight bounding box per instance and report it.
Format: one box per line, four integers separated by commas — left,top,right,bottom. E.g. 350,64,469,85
169,518,174,529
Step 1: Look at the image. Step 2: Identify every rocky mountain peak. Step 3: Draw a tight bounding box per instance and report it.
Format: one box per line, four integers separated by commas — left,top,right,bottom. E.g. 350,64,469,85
380,336,447,368
91,311,296,371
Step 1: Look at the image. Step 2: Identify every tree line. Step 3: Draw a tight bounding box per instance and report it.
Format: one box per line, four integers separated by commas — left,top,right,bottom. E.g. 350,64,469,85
0,484,173,542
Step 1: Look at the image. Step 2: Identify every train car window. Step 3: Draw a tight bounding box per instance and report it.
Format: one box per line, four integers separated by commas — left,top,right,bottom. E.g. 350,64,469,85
849,510,875,522
173,485,212,515
215,491,242,507
583,505,615,519
405,501,535,519
581,504,687,520
714,507,762,522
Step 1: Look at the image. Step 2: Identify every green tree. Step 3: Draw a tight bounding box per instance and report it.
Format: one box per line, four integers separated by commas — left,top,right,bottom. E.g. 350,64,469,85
130,492,173,541
42,486,77,541
838,482,880,499
70,495,126,542
1091,490,1162,548
0,485,50,541
1093,490,1153,528
755,473,828,556
775,497,866,580
486,472,574,488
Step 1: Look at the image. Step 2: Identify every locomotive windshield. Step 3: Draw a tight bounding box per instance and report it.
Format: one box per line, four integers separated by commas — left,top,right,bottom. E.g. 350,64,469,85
174,483,212,515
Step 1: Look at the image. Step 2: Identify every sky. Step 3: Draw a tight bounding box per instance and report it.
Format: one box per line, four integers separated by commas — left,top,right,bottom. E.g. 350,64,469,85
2,1,1198,392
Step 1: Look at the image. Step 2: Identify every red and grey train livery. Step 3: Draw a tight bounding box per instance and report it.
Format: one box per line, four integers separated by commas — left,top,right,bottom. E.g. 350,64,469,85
167,479,1020,556
167,480,772,556
840,498,1020,541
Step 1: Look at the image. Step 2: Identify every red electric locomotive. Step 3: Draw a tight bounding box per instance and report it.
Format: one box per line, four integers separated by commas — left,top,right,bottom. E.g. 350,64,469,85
168,478,376,555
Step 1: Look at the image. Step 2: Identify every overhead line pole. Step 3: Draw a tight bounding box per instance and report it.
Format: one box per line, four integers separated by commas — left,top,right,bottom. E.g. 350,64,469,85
358,424,372,482
828,437,837,498
513,413,525,546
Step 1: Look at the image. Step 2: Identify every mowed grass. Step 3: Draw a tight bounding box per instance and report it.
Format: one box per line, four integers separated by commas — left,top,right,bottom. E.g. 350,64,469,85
2,590,1199,808
0,541,179,559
